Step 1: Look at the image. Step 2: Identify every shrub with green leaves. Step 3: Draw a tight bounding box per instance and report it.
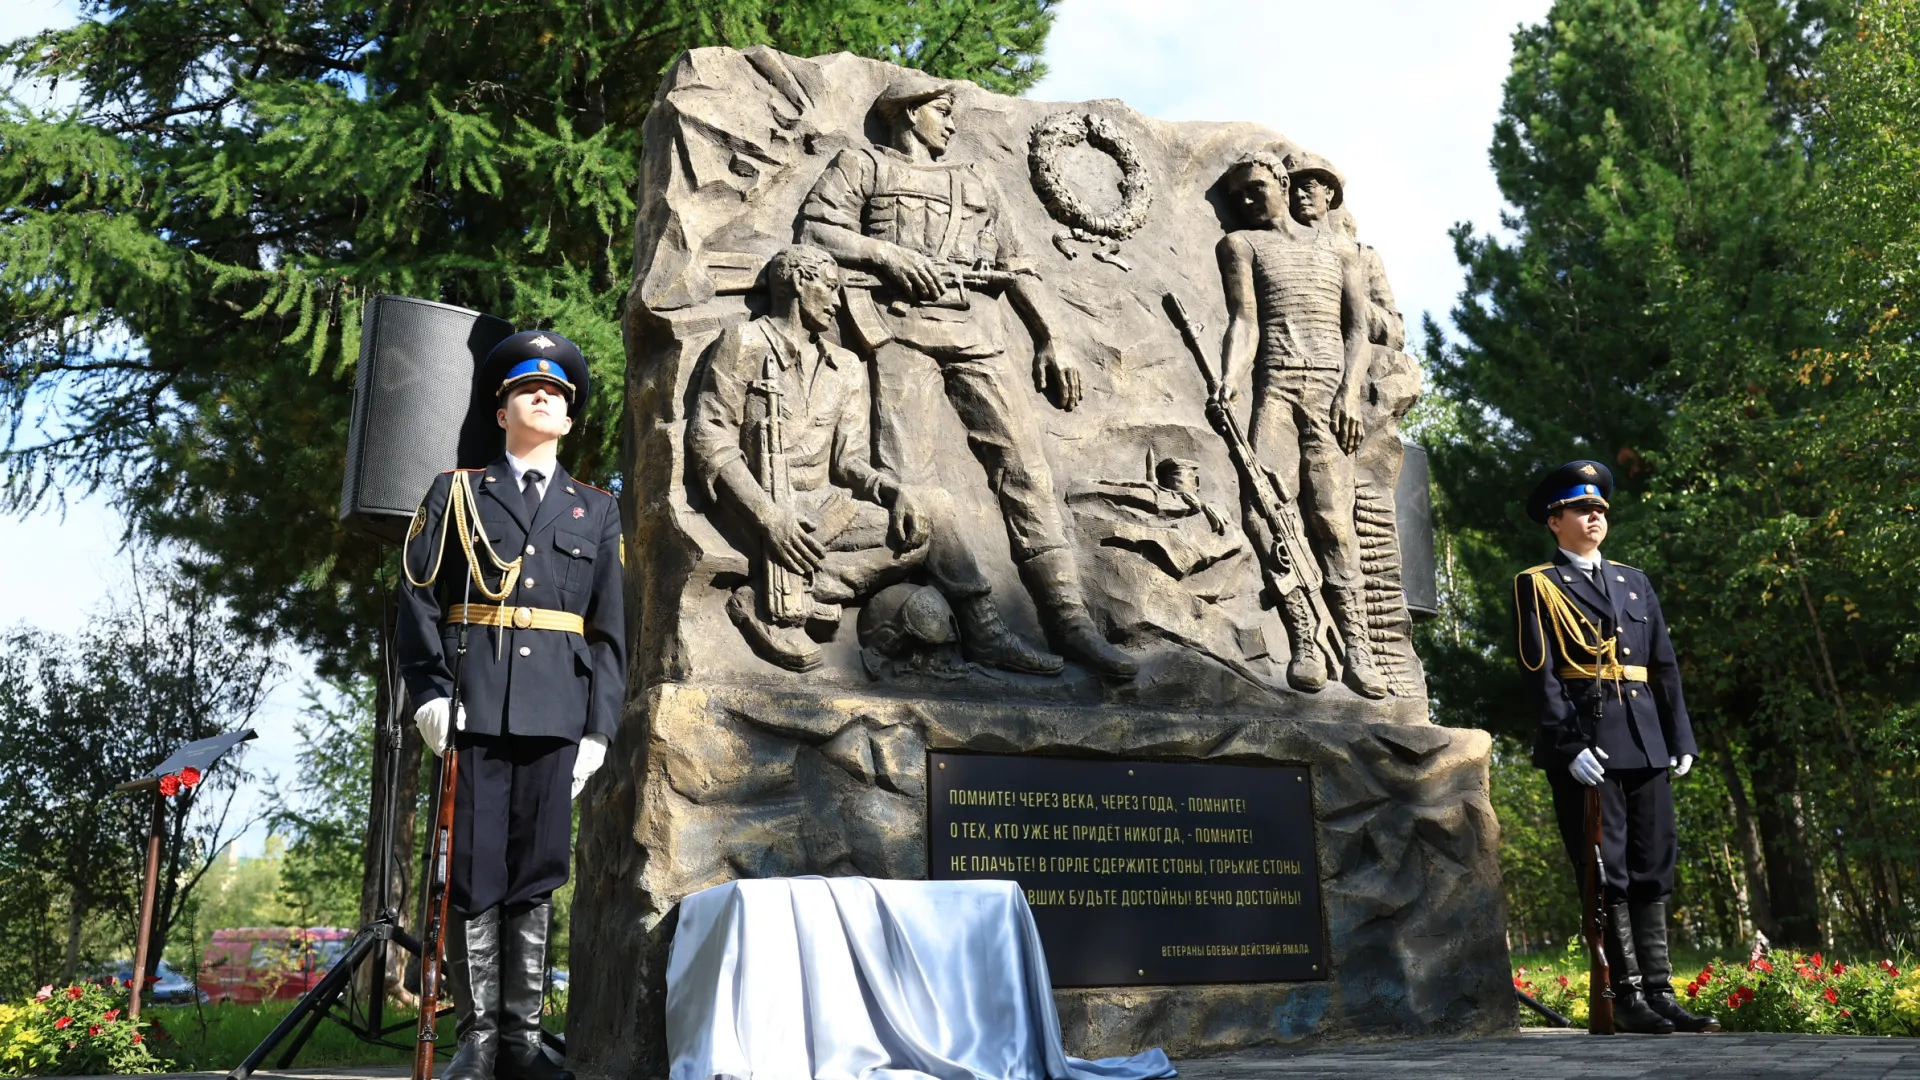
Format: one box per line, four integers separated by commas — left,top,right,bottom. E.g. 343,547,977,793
0,982,172,1077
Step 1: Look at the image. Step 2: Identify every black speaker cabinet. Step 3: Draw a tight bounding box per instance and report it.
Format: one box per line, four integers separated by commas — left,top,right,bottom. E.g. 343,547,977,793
340,295,515,543
1396,441,1438,620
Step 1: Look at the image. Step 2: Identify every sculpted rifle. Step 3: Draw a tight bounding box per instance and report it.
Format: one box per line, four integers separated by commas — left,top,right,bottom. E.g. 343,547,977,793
749,335,812,625
1164,294,1338,652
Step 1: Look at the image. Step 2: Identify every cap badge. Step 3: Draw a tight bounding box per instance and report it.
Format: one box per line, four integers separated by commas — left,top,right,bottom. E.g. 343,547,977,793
1580,463,1598,476
572,506,586,519
530,334,556,350
537,359,551,372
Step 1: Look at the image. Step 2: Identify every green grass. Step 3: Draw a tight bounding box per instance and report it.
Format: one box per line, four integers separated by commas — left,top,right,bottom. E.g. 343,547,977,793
149,993,568,1072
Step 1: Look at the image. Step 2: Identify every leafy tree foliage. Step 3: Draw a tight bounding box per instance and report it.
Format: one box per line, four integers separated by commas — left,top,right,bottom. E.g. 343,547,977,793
271,679,376,928
0,0,1056,680
0,561,274,997
1423,0,1917,951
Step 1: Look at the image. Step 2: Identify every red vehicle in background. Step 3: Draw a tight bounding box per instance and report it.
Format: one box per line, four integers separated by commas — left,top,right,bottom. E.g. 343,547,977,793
198,927,352,1004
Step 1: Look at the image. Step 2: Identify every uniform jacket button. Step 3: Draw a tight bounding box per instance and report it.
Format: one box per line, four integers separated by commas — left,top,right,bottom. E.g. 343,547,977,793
1631,689,1639,697
524,579,536,588
518,645,531,657
525,544,537,555
1621,647,1631,655
571,548,581,556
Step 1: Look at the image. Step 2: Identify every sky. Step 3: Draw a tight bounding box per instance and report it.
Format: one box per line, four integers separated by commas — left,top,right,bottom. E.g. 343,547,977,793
2,0,1552,853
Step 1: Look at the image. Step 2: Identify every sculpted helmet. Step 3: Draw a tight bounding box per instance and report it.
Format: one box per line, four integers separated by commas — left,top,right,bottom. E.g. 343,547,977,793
1281,149,1346,209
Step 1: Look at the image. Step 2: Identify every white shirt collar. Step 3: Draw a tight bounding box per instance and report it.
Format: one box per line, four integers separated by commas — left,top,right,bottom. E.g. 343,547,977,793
1558,547,1603,574
504,451,557,494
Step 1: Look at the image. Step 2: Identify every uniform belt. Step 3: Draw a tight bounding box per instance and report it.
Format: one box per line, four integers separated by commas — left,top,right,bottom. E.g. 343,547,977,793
448,604,584,635
1559,663,1648,683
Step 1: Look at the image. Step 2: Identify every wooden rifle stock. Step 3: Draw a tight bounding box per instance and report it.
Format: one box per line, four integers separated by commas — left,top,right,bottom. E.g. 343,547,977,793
1583,783,1615,1034
414,633,467,1080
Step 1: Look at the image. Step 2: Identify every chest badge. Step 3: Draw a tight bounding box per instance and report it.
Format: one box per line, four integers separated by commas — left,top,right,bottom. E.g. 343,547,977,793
1629,591,1639,600
573,506,585,519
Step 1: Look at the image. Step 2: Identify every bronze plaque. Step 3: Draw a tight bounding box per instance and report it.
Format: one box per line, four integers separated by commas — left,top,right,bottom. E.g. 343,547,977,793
928,751,1325,986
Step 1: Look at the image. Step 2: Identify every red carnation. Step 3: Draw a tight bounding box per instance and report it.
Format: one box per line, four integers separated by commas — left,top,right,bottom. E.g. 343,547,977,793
179,766,202,788
66,986,83,1000
55,1016,73,1030
157,775,181,797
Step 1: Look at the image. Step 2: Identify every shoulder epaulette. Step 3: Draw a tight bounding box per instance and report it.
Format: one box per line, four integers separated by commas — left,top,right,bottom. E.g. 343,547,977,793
1518,562,1553,577
440,467,484,474
575,480,613,497
1609,561,1641,572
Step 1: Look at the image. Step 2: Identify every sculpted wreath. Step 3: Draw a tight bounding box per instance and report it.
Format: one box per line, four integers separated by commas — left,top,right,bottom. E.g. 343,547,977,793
1028,112,1154,241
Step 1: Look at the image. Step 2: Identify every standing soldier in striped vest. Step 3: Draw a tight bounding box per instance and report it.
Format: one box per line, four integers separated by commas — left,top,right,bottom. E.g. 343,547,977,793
1514,460,1717,1035
398,330,627,1080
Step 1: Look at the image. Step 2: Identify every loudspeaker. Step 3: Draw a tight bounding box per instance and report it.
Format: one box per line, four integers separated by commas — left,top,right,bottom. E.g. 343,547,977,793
1396,441,1438,620
340,295,515,544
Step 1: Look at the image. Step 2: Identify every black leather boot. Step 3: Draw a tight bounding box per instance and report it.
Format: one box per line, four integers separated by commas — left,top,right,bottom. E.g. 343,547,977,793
1633,900,1721,1032
445,908,502,1080
1604,902,1675,1034
496,901,573,1080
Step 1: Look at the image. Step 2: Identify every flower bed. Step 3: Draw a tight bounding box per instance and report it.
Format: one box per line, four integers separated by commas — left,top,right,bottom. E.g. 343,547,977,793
1515,940,1920,1035
0,982,173,1076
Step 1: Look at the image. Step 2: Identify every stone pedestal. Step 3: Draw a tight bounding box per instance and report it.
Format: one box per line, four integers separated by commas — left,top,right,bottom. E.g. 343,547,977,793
568,684,1512,1075
567,46,1512,1077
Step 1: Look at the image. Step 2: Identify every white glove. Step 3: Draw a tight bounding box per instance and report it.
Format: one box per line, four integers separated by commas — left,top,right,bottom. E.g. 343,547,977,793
572,734,609,799
1669,754,1694,777
413,697,466,757
1569,746,1609,787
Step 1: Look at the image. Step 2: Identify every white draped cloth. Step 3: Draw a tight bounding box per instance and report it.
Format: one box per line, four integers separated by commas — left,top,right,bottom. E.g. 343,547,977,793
666,877,1176,1080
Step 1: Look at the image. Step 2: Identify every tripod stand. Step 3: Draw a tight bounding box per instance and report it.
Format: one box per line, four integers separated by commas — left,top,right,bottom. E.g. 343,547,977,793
228,586,435,1080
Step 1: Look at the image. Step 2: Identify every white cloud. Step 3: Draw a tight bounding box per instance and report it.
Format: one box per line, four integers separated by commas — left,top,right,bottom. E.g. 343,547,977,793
1031,0,1552,349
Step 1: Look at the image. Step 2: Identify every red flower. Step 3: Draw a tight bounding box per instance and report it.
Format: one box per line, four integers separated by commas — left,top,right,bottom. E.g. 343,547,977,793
1685,982,1699,998
66,986,83,1000
1739,987,1756,1004
1698,969,1713,985
1557,975,1569,988
1512,976,1525,989
1832,962,1847,975
1751,957,1773,973
1842,1009,1852,1018
102,1009,119,1023
179,766,202,788
87,1025,102,1037
157,775,181,797
1811,952,1824,969
1726,992,1743,1009
1824,987,1839,1004
54,1016,73,1030
131,1033,143,1045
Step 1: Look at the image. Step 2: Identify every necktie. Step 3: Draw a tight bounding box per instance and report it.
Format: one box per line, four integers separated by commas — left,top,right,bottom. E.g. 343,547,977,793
522,469,545,522
1589,563,1610,600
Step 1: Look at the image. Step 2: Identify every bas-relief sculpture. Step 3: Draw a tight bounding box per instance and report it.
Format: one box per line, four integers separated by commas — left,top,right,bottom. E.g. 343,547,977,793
569,48,1510,1077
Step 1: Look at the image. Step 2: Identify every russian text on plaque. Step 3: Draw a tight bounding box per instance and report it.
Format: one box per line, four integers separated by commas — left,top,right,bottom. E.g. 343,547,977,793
928,752,1325,986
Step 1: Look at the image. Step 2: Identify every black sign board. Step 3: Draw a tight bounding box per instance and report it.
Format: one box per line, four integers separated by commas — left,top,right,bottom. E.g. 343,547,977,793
928,752,1324,987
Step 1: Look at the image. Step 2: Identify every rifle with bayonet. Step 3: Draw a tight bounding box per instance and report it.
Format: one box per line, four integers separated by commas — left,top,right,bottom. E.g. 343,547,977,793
1163,294,1337,654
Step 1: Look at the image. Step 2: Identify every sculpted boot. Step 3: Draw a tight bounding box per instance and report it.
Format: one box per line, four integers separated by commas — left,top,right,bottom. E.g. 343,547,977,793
1329,585,1390,699
1020,549,1139,679
727,585,823,672
1634,900,1721,1032
496,902,572,1080
954,593,1064,675
1278,589,1328,691
445,907,502,1080
1604,902,1676,1034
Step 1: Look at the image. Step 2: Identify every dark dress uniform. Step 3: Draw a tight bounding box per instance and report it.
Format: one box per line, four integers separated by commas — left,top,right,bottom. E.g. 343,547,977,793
396,330,624,1080
1514,460,1715,1034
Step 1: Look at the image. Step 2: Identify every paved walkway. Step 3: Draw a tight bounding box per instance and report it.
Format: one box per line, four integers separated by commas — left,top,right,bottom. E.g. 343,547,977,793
108,1030,1920,1080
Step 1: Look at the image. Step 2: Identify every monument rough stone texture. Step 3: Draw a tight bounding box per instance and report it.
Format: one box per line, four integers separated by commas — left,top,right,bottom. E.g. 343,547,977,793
569,46,1513,1077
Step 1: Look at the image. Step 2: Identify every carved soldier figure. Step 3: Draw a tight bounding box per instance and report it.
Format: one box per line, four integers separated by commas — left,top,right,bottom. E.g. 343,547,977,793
1213,150,1388,697
689,245,1059,675
797,72,1138,680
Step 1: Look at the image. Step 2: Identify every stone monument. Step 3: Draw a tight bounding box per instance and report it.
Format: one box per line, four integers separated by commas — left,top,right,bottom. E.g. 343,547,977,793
569,47,1511,1077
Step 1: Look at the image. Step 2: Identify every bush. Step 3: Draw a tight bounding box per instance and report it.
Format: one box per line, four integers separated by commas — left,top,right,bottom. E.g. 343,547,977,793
0,983,174,1076
1517,943,1920,1036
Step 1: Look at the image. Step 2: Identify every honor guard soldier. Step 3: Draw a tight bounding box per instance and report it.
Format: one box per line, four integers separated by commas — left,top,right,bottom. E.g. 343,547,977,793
397,331,626,1080
1514,461,1717,1034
